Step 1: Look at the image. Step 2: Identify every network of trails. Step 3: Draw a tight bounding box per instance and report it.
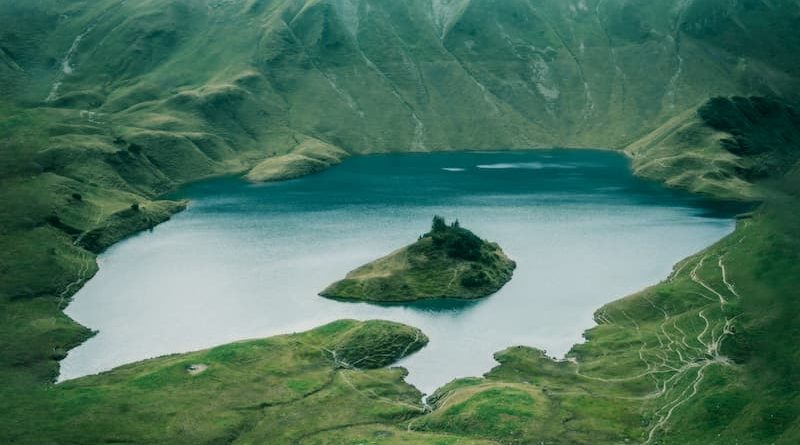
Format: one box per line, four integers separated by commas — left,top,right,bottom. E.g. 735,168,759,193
1,0,799,444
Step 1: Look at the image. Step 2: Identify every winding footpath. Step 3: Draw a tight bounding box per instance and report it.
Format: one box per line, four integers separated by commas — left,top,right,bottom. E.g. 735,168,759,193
568,236,746,445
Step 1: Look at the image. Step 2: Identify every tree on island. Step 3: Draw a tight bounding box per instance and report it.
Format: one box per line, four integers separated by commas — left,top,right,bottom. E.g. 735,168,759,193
425,216,484,261
431,215,447,233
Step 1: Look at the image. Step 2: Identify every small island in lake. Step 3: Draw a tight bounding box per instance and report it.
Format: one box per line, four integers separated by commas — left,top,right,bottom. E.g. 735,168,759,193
320,216,516,302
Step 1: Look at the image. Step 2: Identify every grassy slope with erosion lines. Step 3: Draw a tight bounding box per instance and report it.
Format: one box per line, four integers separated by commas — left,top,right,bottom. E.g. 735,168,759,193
1,0,799,443
1,319,438,444
320,217,516,302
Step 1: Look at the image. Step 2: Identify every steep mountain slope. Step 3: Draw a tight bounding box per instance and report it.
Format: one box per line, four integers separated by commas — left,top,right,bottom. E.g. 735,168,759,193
1,1,800,444
4,0,800,150
2,0,798,206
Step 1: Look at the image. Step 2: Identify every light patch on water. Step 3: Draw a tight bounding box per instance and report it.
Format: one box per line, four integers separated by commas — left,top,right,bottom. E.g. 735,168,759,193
476,162,576,170
442,167,466,172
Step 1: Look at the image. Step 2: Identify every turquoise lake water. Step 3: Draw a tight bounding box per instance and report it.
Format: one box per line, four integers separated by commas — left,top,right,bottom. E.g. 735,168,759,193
61,150,740,395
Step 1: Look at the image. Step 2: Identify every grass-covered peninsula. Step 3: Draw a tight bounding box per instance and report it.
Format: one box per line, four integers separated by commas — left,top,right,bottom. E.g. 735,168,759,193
246,137,349,182
321,217,516,302
2,320,441,444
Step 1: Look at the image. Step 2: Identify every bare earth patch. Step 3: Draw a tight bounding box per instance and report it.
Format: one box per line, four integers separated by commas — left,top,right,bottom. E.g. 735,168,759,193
187,364,208,375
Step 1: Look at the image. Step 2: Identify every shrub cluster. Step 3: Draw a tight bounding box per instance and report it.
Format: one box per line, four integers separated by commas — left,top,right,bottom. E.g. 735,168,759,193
460,266,491,288
698,96,800,179
426,216,484,261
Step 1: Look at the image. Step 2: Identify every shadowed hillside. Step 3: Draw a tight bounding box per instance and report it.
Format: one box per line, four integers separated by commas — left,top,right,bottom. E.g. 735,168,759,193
628,96,800,199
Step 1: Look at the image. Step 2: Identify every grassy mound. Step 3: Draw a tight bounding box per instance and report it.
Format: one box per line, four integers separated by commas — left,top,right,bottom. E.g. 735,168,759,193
321,217,516,302
246,138,349,182
330,320,428,369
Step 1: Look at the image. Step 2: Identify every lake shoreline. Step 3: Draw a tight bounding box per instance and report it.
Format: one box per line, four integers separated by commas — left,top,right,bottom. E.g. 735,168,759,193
60,149,740,395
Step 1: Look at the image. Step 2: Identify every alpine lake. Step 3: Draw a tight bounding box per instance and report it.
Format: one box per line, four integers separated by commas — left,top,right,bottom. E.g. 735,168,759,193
61,150,742,395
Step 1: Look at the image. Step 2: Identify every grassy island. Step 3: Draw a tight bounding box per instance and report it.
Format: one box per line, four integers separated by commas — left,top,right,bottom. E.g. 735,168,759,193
320,217,516,302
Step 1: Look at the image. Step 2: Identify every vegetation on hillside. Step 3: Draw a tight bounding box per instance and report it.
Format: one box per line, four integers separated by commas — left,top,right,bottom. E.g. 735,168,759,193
699,97,800,181
627,96,800,200
320,217,516,302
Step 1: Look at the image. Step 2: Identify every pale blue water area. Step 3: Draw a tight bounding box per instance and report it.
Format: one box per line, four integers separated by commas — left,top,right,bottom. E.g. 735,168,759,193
61,150,739,395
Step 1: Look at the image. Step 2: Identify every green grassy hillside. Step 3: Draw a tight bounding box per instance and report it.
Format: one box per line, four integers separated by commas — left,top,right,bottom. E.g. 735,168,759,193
1,0,800,443
0,319,437,444
4,0,800,148
627,96,800,200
